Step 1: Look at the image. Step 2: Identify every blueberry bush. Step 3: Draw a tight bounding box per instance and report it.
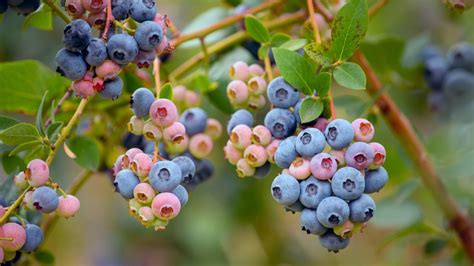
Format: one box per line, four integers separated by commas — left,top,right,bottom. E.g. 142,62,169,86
0,0,473,264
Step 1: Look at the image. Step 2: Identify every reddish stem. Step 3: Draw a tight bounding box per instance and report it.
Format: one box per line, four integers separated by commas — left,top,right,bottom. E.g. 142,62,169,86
102,0,113,40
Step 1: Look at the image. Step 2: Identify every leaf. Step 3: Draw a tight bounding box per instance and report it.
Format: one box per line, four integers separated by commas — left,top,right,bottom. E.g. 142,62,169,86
46,121,63,142
304,42,332,67
1,152,26,175
0,172,17,203
187,73,218,93
270,33,292,47
0,116,20,131
272,48,317,95
333,62,366,90
0,123,41,146
299,98,324,123
360,36,405,75
206,84,235,114
244,15,271,44
330,0,368,61
36,91,48,137
0,60,69,114
9,140,43,156
23,3,53,31
159,83,173,100
25,144,50,162
67,136,101,170
34,250,55,265
279,39,308,51
315,72,331,97
257,44,270,60
424,238,448,256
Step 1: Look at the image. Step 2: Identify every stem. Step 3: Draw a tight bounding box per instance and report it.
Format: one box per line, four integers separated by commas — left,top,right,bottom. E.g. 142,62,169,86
368,0,390,17
0,186,32,224
102,0,113,40
353,50,474,262
170,0,282,48
44,87,73,128
0,237,14,241
42,0,71,24
264,55,273,81
153,58,161,96
307,0,322,44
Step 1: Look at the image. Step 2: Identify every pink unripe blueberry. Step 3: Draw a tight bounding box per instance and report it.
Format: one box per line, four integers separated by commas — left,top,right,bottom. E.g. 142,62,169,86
151,192,181,220
248,95,266,110
143,122,163,141
25,159,49,187
72,78,95,98
155,35,169,55
185,90,201,108
244,144,268,167
310,153,337,180
172,85,186,102
229,61,250,81
230,124,252,150
87,11,106,30
133,183,155,204
266,139,282,163
352,118,375,142
205,118,223,140
248,64,265,77
57,195,81,218
369,142,386,169
163,122,186,144
113,155,124,176
81,0,106,13
251,125,272,146
128,199,142,216
289,158,312,180
236,158,255,178
224,141,242,165
166,135,189,154
93,77,104,92
14,171,28,190
130,153,153,178
312,118,329,132
122,148,143,168
0,223,26,252
150,99,179,127
189,134,213,159
329,149,346,167
134,49,156,69
65,0,85,18
227,80,249,105
95,60,121,80
153,13,168,32
248,76,267,95
128,116,145,135
23,191,35,210
138,206,155,225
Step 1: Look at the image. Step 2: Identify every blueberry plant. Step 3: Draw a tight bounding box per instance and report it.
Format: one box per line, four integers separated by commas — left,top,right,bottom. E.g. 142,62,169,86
0,0,473,264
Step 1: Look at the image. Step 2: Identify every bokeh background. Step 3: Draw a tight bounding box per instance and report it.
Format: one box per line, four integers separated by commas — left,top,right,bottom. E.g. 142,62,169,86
0,0,473,265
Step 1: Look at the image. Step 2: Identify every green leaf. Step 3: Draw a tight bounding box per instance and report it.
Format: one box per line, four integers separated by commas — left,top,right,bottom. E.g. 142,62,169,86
424,239,448,256
34,250,55,265
244,15,271,44
0,116,20,131
0,123,41,146
279,39,308,51
315,72,331,97
67,136,101,170
1,152,26,175
360,36,405,75
9,140,43,156
0,172,17,203
299,98,324,123
272,48,317,95
159,83,173,99
187,73,218,93
46,121,63,142
257,44,270,60
333,62,366,90
330,0,368,61
270,33,292,47
25,145,49,162
0,60,69,114
23,3,53,31
304,42,332,67
36,91,48,137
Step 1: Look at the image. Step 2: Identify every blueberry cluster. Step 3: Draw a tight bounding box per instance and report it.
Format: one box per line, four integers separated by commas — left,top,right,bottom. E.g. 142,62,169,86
422,42,474,114
0,159,80,264
0,0,40,16
226,61,267,110
55,0,170,99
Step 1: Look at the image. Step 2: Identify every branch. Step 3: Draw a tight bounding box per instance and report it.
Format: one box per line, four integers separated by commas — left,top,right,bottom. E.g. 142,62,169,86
42,0,71,24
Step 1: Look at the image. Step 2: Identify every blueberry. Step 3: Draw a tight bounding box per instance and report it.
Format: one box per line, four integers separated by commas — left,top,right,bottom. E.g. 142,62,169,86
62,19,91,52
172,156,196,185
447,42,474,72
442,69,474,106
112,0,131,21
344,142,374,170
134,49,156,68
107,33,139,65
349,194,376,223
84,38,107,66
266,77,300,108
114,169,140,199
299,176,331,209
134,21,163,51
194,159,214,183
318,230,351,253
55,48,87,81
264,108,297,139
364,166,388,193
100,77,123,100
316,196,350,228
20,224,43,252
274,136,297,168
331,167,365,201
324,119,354,150
227,109,254,134
129,0,157,22
254,162,271,179
300,209,328,235
180,108,208,136
171,185,188,207
270,173,300,206
149,160,182,192
32,186,59,213
424,57,448,91
130,88,155,118
295,128,325,158
15,0,40,15
284,200,305,213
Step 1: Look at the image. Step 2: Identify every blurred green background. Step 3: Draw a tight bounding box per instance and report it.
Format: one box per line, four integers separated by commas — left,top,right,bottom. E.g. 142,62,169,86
0,0,473,265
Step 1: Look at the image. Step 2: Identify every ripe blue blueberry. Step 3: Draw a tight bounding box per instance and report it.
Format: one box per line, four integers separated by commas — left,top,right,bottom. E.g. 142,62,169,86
129,0,157,22
344,142,374,170
442,69,474,106
32,186,59,213
62,19,91,52
447,42,474,72
227,109,254,134
364,166,389,193
300,208,328,235
319,230,351,253
130,88,155,118
295,128,325,158
114,169,140,199
149,160,182,192
264,108,297,139
55,48,87,81
324,119,354,150
84,38,107,66
274,136,297,168
331,167,365,201
254,162,271,179
20,224,43,252
180,107,208,136
134,21,163,51
171,185,188,207
112,0,131,21
107,33,139,65
424,57,448,91
100,77,123,100
299,176,331,209
270,173,300,206
172,156,196,186
316,196,350,228
266,77,300,108
194,159,214,184
15,0,40,15
349,194,376,223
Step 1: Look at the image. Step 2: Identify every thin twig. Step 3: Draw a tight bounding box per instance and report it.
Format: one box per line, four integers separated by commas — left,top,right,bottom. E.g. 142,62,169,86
153,58,161,96
44,87,73,128
102,0,113,40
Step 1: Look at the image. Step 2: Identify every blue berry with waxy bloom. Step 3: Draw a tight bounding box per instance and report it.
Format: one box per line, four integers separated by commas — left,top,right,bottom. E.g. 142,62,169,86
129,0,157,22
299,176,332,209
20,224,43,252
112,0,131,21
349,194,376,223
32,186,59,213
316,196,350,228
193,159,214,183
180,108,208,136
171,185,189,207
84,38,107,66
447,42,474,72
114,169,140,199
274,136,297,169
227,109,254,134
62,19,91,52
264,108,297,139
324,119,354,150
55,48,87,81
331,167,365,201
130,88,155,118
16,0,40,15
295,128,326,158
134,21,163,51
319,230,351,253
344,142,374,170
107,33,139,65
172,156,196,185
300,208,328,235
266,77,300,108
149,160,182,192
424,57,448,91
442,69,474,105
364,166,388,193
270,173,300,206
100,77,123,100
